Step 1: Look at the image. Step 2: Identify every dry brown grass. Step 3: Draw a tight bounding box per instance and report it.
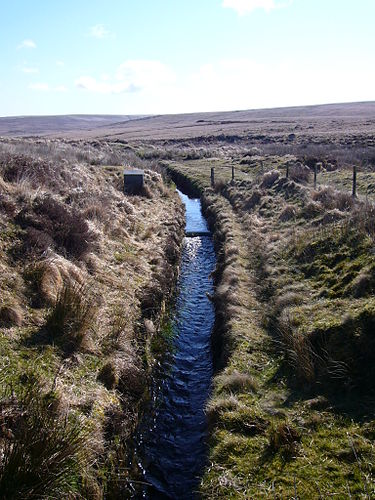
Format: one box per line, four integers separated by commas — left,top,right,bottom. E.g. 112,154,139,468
260,170,280,188
350,201,375,237
278,311,316,384
279,204,297,222
0,137,184,495
312,186,354,211
44,281,97,354
0,302,23,327
215,370,258,394
25,256,84,307
268,422,301,457
289,162,311,184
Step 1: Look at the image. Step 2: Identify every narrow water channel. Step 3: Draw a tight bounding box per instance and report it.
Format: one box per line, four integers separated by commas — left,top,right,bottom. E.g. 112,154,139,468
136,190,216,499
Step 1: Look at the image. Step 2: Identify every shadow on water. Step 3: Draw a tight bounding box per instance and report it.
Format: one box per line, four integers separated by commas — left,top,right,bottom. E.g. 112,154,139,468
135,190,216,499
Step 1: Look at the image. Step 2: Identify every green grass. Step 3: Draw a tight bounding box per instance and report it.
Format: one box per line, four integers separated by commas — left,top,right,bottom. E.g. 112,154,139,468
0,371,94,499
166,156,375,498
319,167,375,201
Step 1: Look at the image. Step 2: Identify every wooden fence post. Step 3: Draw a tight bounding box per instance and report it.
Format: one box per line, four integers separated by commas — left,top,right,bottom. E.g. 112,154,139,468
211,167,215,187
314,163,317,189
352,165,357,198
286,162,289,179
231,165,235,182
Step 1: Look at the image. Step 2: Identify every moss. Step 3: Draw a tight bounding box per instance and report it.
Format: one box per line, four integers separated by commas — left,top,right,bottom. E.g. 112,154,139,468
292,225,375,298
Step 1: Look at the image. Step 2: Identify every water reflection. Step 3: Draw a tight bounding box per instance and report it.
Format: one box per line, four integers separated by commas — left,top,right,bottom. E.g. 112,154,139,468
137,190,216,499
178,190,209,234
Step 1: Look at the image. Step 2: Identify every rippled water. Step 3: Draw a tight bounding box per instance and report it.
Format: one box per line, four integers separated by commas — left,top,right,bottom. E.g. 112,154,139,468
136,190,216,499
179,191,210,234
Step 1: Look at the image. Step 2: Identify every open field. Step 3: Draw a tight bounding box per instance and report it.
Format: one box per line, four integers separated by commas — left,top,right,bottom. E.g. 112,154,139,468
1,102,375,144
1,101,375,498
0,114,146,137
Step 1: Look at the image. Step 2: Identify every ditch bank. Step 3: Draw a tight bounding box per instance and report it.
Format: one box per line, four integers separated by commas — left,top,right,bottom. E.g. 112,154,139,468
166,165,240,371
131,166,240,498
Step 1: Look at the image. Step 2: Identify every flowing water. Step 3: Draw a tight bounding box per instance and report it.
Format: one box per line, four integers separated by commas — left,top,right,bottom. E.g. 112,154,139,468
136,190,216,499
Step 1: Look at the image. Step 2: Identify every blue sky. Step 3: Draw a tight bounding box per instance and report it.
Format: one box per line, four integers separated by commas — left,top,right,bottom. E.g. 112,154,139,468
1,0,375,116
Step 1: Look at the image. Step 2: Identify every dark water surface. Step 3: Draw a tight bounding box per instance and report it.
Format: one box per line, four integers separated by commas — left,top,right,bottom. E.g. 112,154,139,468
136,190,216,499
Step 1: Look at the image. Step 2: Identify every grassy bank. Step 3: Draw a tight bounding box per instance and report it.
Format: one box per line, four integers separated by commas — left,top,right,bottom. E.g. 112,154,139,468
0,138,184,498
166,155,375,498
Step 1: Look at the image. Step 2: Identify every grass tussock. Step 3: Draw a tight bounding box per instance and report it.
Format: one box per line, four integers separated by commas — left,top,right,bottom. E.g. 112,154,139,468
215,370,258,394
268,422,301,457
260,169,280,188
289,162,311,184
312,185,354,211
44,281,97,354
277,312,316,385
0,373,94,499
0,302,23,327
0,153,61,189
279,203,297,221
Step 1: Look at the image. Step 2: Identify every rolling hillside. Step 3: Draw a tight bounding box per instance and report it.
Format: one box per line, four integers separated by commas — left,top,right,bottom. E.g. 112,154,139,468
1,102,375,142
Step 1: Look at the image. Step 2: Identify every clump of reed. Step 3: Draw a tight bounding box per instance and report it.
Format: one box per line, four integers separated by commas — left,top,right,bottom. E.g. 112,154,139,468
312,186,354,211
0,373,94,499
44,281,97,354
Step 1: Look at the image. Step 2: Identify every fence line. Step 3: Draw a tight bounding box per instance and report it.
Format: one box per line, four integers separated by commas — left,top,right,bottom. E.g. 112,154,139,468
208,162,368,200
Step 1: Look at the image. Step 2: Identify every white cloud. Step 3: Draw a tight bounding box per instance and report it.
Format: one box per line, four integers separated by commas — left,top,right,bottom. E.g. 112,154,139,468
75,76,130,93
180,59,273,110
76,60,176,94
70,56,375,115
222,0,287,14
56,60,65,67
20,66,39,74
29,83,68,92
18,39,36,49
89,24,111,39
116,60,176,89
173,58,375,113
29,83,49,91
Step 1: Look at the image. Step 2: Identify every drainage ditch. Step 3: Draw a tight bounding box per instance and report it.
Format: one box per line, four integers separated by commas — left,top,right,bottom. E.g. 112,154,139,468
136,189,216,499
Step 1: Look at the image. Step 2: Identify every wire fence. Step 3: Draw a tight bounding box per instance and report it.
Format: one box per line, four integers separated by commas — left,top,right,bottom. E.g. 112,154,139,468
209,162,374,201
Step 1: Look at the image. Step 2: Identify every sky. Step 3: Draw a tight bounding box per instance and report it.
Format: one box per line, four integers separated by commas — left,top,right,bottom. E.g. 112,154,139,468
1,0,375,116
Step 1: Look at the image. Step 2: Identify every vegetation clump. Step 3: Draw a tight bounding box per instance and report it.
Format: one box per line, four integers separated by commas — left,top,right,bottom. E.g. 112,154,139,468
0,373,93,499
44,281,97,354
16,195,97,259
